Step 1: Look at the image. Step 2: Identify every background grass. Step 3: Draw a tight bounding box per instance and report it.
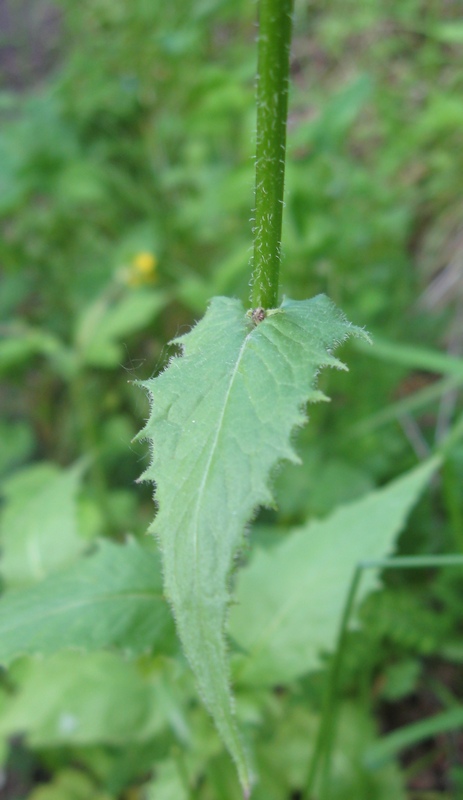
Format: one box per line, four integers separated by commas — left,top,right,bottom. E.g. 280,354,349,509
1,0,463,797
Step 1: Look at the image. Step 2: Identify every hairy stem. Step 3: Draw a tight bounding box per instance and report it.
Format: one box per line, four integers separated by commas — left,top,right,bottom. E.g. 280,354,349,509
251,0,294,309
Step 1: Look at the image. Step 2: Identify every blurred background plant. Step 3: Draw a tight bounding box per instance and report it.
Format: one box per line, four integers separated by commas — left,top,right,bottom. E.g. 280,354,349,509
1,0,463,797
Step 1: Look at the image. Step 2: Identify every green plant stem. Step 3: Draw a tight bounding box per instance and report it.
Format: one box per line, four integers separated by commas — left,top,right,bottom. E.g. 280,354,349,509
251,0,294,309
436,409,463,456
304,565,363,800
441,460,463,552
70,373,115,536
303,553,463,800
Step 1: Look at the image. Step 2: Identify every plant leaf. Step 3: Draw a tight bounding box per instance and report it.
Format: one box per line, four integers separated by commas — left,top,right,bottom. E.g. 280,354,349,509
0,328,71,377
229,457,439,687
0,651,170,745
253,702,406,800
355,336,463,378
364,705,463,769
0,462,86,587
432,22,463,44
75,288,166,368
138,294,367,792
0,539,175,665
145,760,189,800
27,768,112,800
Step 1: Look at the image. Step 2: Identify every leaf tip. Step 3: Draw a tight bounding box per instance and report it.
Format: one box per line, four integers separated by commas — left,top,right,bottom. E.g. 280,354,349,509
238,760,255,800
309,389,330,404
353,324,373,345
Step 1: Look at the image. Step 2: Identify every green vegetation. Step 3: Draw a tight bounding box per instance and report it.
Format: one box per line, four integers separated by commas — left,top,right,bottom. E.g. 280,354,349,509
1,1,463,798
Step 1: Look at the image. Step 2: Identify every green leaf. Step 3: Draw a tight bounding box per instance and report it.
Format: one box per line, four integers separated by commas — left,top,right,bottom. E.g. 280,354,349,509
0,539,174,665
352,375,462,437
355,336,463,378
0,420,34,480
318,704,406,800
364,705,463,770
75,288,166,368
431,22,463,44
0,328,72,378
0,651,169,746
252,701,405,800
28,769,112,800
299,76,373,152
229,458,439,687
138,294,367,793
0,462,86,588
145,760,189,800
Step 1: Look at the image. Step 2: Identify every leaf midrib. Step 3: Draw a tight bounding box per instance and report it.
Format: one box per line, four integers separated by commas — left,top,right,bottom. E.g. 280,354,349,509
191,323,252,567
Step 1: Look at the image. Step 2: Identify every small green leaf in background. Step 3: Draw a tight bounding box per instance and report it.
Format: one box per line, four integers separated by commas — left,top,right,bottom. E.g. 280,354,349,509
431,22,463,44
252,702,405,800
364,705,463,770
297,75,373,152
379,658,421,701
145,760,189,800
0,420,34,480
139,293,368,791
355,336,463,378
75,288,166,368
28,769,112,800
0,328,72,378
229,457,439,687
0,651,168,746
0,462,86,588
0,539,174,665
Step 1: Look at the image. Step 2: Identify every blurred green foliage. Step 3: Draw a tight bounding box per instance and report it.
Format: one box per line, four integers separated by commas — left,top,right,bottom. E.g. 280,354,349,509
1,0,463,797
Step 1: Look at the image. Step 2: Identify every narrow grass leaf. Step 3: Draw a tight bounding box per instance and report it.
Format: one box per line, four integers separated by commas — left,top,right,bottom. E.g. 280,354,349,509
138,294,367,792
351,374,462,437
355,337,463,378
364,705,463,769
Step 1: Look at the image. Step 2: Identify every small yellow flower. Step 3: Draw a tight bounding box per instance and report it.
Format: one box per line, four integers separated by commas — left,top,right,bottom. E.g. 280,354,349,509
122,251,158,287
132,251,157,276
